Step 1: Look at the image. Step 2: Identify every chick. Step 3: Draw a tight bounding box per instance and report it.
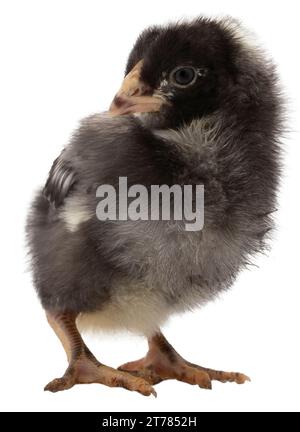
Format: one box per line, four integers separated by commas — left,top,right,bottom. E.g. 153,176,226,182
27,17,282,395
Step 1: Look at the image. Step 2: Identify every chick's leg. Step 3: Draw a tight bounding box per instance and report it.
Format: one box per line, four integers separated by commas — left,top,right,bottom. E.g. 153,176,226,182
44,311,156,396
119,332,250,389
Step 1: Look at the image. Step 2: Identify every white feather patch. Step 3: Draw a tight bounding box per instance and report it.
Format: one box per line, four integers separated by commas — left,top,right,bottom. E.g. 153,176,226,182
61,196,92,232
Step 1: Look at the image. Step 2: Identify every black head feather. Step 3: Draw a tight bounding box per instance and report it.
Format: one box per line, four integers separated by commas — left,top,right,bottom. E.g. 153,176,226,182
125,18,282,131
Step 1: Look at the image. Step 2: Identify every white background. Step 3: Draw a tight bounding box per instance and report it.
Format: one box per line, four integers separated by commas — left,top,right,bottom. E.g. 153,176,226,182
0,0,299,413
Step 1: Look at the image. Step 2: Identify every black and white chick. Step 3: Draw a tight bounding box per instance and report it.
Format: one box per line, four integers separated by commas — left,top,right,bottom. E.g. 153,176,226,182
27,17,282,396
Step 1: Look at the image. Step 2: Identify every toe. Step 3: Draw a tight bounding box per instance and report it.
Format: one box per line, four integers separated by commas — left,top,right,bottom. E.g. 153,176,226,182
106,369,157,397
177,366,212,389
118,359,145,372
124,375,157,397
234,372,251,384
194,371,212,390
136,379,157,397
205,369,251,384
44,376,74,392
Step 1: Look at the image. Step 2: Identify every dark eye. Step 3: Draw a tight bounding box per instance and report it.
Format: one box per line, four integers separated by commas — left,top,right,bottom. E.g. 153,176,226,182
170,67,197,87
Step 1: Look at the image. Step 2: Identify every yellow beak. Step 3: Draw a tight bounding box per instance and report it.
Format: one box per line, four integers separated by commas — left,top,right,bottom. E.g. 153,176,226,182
109,60,165,116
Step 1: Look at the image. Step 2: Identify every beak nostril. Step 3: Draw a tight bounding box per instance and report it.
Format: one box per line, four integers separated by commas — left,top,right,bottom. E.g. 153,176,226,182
126,83,151,97
129,88,141,97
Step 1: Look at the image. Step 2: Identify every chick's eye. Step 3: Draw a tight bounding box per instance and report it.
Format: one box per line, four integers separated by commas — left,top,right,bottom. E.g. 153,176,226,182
171,67,196,87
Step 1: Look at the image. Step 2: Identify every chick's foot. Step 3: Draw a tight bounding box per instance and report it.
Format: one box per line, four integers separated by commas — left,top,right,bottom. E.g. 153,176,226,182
118,332,250,389
44,353,156,396
45,311,156,397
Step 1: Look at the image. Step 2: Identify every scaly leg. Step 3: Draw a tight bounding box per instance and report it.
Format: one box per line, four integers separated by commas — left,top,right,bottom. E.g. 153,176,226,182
44,311,156,396
119,332,250,389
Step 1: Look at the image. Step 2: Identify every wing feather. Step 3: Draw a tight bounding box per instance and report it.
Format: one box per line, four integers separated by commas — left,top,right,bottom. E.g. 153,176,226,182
43,153,76,207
